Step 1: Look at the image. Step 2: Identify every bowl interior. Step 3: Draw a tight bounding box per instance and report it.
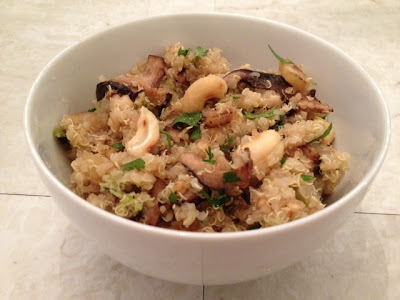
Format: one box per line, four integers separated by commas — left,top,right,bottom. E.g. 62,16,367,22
26,13,389,218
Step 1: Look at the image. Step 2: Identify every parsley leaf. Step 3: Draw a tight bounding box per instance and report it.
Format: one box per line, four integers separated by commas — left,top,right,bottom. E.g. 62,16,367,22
281,156,287,165
242,107,276,120
220,137,235,153
160,130,172,148
189,125,202,141
193,46,208,64
301,174,314,182
88,107,96,112
203,146,216,164
223,171,241,184
111,142,125,152
308,123,333,144
232,96,240,100
122,158,145,171
172,112,202,141
169,193,178,204
201,189,231,208
268,44,293,64
172,112,202,128
178,47,191,56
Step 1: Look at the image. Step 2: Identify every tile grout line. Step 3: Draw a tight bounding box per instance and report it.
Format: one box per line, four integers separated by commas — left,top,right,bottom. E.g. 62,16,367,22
1,192,400,218
0,192,51,198
202,285,205,300
354,211,400,217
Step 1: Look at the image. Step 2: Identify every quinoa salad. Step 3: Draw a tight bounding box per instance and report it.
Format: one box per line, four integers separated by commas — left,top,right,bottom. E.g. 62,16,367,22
54,43,350,232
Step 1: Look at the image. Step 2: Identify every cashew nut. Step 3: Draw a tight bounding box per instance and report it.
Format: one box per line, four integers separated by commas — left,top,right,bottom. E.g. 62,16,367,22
125,106,160,157
279,62,310,94
181,74,228,113
238,130,284,177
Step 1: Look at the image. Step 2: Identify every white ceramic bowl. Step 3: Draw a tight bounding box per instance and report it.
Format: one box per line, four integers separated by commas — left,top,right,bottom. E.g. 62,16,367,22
25,13,390,285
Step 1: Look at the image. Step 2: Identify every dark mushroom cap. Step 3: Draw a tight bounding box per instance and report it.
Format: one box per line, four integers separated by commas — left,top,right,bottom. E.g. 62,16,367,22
223,69,291,98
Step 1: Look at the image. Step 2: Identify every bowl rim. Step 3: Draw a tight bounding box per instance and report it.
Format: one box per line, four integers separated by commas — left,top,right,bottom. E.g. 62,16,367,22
24,12,391,241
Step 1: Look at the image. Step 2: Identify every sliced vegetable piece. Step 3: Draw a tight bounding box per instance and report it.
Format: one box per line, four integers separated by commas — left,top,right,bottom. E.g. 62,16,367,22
54,126,66,138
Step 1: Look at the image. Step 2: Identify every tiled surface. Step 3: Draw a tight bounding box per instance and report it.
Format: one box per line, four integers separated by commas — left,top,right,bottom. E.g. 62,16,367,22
0,0,399,299
0,196,202,299
1,195,399,299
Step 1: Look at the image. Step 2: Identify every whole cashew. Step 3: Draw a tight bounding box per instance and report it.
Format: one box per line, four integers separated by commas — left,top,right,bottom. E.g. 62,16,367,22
279,62,310,94
126,106,160,157
238,130,284,176
181,74,228,113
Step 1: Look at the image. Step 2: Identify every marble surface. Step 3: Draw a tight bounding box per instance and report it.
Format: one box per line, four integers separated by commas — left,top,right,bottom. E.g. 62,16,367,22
0,0,399,299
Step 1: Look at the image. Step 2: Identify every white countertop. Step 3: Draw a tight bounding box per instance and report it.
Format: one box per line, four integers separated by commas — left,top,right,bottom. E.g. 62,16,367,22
1,0,399,299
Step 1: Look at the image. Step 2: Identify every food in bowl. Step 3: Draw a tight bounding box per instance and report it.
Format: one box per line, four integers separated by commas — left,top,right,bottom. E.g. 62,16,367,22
55,42,350,232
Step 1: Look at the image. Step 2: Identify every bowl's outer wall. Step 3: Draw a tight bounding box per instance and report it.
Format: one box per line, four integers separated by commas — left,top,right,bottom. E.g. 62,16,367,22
26,14,389,285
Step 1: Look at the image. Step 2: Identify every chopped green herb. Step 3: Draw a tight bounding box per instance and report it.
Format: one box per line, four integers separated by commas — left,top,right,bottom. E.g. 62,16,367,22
178,47,191,56
232,96,240,100
201,189,231,208
219,145,230,153
111,142,125,152
122,158,145,171
220,137,235,153
223,171,242,184
301,174,314,182
103,186,110,191
203,146,216,164
281,157,287,165
268,44,293,64
189,125,202,141
88,107,96,112
160,130,172,148
172,112,202,128
311,80,318,86
193,46,208,63
308,123,333,144
313,113,327,120
242,107,276,120
272,118,284,131
169,193,178,204
53,126,66,138
172,112,202,141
